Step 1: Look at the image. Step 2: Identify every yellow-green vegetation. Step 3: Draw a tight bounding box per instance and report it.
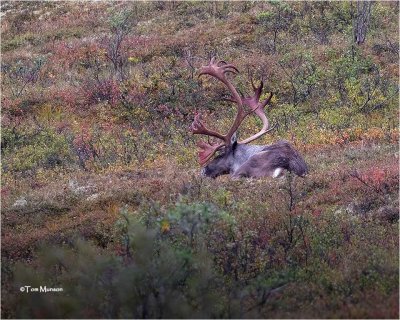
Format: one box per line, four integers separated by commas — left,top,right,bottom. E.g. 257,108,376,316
1,1,398,318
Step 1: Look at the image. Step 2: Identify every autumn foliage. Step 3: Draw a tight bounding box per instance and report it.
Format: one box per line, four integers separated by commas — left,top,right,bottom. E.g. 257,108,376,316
1,2,398,319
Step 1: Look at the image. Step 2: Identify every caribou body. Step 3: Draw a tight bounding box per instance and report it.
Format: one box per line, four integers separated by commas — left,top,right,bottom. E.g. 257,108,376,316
202,139,308,179
190,57,308,179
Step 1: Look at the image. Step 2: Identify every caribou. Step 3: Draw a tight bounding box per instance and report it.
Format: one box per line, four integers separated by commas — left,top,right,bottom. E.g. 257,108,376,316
190,57,308,179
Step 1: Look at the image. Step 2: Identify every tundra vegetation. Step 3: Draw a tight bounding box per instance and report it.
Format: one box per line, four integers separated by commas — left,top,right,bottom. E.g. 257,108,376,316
1,1,399,318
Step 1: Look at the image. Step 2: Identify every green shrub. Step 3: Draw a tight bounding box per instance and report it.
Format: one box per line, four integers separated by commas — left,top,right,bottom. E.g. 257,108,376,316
10,204,229,318
2,128,72,172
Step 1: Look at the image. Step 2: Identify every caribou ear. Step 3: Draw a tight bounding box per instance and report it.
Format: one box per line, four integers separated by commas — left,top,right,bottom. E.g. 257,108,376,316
231,132,238,152
230,132,238,145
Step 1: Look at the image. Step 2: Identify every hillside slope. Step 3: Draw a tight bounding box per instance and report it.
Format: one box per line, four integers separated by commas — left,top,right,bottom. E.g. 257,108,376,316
1,2,399,318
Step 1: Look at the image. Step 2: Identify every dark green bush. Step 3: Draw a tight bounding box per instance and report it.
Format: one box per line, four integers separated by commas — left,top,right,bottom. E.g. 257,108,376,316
2,128,73,173
9,203,230,318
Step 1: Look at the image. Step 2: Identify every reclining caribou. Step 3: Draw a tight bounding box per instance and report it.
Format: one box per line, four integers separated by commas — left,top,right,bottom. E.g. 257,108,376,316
190,57,308,179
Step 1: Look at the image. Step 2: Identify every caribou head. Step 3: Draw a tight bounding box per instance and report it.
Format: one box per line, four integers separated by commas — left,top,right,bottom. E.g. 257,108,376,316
190,57,308,179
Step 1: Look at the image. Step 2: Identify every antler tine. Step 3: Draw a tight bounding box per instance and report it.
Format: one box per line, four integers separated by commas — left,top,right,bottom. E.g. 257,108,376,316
197,57,247,142
239,91,274,144
222,64,240,73
190,113,226,165
197,140,224,166
190,113,226,141
250,78,263,101
237,69,275,144
198,57,242,105
260,91,273,109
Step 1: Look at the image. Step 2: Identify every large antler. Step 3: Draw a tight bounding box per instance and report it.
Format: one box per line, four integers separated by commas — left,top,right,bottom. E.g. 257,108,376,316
198,57,249,143
190,57,274,165
239,78,274,144
190,113,225,165
190,57,245,165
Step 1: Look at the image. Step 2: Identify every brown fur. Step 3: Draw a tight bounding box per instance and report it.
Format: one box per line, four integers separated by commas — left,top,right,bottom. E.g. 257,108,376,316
232,141,308,178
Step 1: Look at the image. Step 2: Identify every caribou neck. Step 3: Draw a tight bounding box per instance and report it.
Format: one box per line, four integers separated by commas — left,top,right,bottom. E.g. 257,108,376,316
230,143,267,173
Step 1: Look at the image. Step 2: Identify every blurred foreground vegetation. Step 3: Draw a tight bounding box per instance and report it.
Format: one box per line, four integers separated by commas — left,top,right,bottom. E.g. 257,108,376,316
5,171,399,318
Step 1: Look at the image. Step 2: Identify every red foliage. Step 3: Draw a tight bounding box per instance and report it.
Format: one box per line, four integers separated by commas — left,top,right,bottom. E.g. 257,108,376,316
121,35,155,57
360,167,386,188
49,40,86,70
55,120,71,134
72,124,99,166
1,187,10,202
46,85,81,108
312,209,322,217
73,124,92,149
81,78,121,107
1,97,24,120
